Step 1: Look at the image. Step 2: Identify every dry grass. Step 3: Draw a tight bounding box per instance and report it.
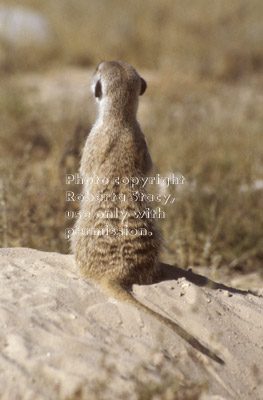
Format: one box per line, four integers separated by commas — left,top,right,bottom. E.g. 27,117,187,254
0,0,263,275
0,78,90,253
146,73,263,271
65,348,205,400
1,0,263,77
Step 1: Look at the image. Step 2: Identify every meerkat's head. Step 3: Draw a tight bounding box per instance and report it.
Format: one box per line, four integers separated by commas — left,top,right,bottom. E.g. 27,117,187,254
91,61,147,118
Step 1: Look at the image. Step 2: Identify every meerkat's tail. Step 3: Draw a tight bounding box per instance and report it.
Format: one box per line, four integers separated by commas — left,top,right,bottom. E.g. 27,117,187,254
103,280,224,365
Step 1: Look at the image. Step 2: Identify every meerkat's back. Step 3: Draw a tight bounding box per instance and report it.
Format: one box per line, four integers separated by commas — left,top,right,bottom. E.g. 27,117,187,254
71,61,224,365
71,61,162,286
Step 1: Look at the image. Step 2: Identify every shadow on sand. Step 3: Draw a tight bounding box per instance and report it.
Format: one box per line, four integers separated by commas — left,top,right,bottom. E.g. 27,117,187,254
156,262,258,296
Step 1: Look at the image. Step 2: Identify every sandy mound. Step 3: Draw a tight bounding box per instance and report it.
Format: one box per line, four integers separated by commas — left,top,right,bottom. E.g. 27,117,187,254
0,248,262,399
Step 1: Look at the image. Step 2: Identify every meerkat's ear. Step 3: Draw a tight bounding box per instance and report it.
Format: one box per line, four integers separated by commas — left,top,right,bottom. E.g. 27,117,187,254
139,78,147,96
95,80,102,99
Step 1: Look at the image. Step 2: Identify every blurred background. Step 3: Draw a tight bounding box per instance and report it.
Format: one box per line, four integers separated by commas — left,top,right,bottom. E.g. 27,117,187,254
0,0,262,284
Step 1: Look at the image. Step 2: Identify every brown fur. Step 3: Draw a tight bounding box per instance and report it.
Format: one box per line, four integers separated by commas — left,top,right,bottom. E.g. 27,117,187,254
71,61,224,365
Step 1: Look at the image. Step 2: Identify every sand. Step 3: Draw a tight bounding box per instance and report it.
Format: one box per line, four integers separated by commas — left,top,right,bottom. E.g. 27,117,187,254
0,247,262,400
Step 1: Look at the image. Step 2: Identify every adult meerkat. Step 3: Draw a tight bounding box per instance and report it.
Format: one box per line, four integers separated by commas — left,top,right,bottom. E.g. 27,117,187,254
71,61,223,364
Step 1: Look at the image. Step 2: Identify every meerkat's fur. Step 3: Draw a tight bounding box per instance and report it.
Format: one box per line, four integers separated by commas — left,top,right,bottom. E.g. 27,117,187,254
71,61,223,365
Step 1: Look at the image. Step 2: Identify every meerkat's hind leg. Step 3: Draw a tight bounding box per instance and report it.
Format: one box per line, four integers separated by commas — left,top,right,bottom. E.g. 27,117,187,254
100,279,224,365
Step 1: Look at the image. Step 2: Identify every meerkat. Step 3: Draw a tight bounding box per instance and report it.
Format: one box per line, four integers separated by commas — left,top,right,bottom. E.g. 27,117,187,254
71,61,224,365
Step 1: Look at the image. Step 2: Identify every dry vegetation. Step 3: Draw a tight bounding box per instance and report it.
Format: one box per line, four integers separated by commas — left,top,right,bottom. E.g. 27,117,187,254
0,0,263,278
0,3,262,397
71,348,205,400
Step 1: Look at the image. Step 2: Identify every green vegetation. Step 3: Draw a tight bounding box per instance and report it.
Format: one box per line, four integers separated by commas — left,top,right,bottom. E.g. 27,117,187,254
0,0,262,274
